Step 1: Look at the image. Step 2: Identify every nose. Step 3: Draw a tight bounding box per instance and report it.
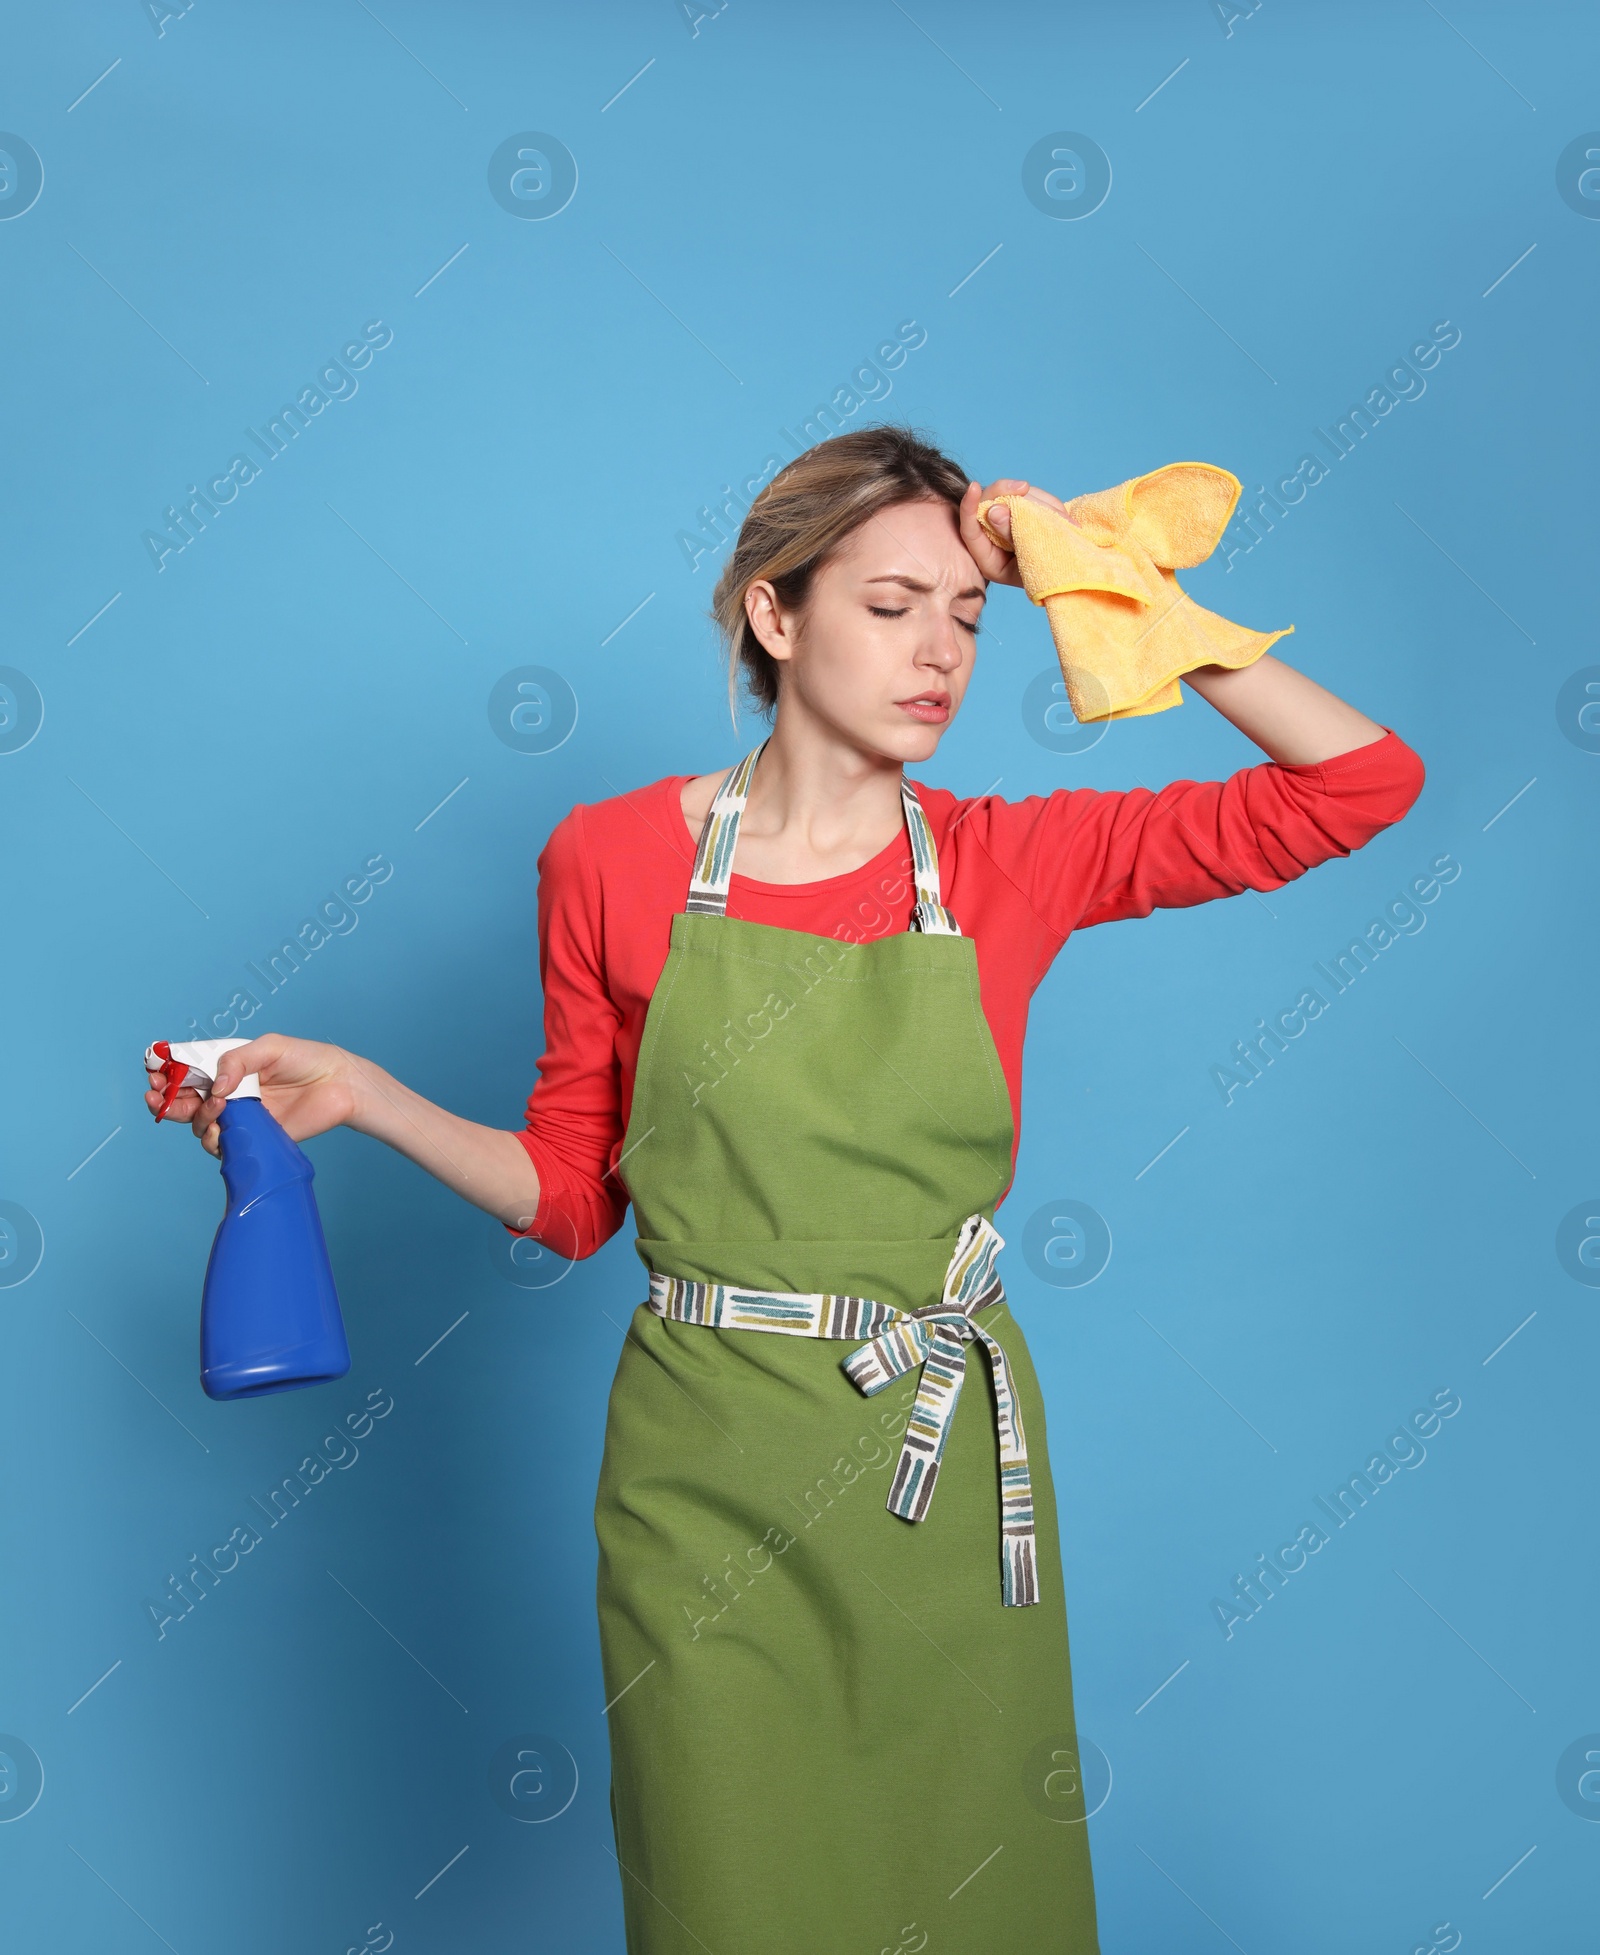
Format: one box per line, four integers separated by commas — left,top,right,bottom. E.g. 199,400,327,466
915,608,968,672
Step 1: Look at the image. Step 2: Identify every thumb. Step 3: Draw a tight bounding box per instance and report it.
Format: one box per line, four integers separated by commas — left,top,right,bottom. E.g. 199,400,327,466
984,501,1013,543
209,1038,264,1101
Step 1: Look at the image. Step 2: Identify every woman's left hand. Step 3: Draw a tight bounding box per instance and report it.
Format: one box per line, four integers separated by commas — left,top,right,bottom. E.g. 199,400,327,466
959,477,1071,587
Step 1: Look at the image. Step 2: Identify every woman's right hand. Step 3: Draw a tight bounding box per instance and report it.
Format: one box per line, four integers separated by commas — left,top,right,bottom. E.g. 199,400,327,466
145,1034,359,1159
959,476,1072,588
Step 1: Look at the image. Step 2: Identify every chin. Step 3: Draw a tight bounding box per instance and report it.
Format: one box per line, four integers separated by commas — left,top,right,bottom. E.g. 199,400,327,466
879,718,947,764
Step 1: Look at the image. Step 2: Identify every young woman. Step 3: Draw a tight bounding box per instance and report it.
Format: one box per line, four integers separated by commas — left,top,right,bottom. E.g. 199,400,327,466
150,426,1423,1952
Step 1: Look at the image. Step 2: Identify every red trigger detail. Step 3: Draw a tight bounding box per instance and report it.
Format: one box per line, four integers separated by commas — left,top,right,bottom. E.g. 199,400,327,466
150,1041,193,1122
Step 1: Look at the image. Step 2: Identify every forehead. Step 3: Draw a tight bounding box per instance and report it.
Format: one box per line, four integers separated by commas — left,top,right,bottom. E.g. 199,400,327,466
831,497,981,588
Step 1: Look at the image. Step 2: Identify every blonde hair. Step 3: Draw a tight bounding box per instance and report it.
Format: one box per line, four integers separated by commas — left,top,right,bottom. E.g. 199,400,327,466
710,424,970,720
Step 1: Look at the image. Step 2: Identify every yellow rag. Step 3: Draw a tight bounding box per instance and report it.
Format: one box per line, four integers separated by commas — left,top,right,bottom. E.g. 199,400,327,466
977,461,1293,722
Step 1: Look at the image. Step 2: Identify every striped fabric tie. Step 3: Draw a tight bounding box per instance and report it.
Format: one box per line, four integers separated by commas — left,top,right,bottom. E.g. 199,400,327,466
646,1214,1038,1607
898,768,960,937
685,744,762,916
686,738,961,937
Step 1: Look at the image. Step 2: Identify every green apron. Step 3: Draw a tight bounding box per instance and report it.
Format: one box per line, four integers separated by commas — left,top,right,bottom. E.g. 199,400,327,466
595,744,1101,1952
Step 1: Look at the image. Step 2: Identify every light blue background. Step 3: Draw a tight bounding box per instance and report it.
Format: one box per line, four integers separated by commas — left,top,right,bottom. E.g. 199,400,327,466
3,2,1596,1948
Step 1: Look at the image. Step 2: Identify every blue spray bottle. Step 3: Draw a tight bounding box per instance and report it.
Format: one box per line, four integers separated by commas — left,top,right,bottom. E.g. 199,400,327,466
147,1039,352,1400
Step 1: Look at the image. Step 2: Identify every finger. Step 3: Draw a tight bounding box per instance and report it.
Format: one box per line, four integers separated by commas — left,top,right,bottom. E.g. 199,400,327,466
149,1085,205,1122
973,480,1032,545
210,1034,275,1101
959,488,1015,581
964,493,1001,542
190,1093,225,1142
960,479,1001,542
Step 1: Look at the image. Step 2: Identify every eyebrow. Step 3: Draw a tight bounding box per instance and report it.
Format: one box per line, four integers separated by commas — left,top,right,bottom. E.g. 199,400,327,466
863,573,986,603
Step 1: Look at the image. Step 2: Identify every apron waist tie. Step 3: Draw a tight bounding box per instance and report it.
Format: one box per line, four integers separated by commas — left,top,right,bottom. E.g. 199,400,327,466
645,1214,1039,1608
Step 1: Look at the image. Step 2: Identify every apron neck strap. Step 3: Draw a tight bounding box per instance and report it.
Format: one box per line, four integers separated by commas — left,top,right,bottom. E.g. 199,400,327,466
685,739,960,936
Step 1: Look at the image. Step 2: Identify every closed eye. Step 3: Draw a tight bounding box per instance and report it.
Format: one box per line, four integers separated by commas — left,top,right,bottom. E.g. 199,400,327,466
867,603,982,636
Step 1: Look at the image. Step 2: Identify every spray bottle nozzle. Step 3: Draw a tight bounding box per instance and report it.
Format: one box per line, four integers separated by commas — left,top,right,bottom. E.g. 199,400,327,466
145,1038,262,1120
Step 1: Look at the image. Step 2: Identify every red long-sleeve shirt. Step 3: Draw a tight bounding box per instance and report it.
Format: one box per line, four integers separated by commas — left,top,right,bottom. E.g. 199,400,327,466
515,729,1424,1257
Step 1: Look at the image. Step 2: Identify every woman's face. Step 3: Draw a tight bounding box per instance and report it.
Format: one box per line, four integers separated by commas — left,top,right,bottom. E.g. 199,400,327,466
747,496,987,762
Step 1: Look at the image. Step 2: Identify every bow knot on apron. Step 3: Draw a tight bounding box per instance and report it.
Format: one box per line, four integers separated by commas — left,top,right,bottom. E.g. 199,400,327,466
839,1214,1037,1607
647,1213,1039,1607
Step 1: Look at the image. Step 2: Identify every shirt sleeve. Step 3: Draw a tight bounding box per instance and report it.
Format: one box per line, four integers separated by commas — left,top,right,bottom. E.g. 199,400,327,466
510,805,631,1259
963,727,1425,947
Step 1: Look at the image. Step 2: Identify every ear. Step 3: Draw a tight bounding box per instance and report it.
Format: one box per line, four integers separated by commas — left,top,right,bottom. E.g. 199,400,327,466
744,578,799,663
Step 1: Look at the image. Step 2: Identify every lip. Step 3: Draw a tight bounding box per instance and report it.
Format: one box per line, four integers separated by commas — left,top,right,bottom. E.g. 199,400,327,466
895,691,951,724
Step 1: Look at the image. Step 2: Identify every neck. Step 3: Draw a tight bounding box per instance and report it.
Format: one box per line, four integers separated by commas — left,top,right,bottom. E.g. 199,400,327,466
738,705,909,876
